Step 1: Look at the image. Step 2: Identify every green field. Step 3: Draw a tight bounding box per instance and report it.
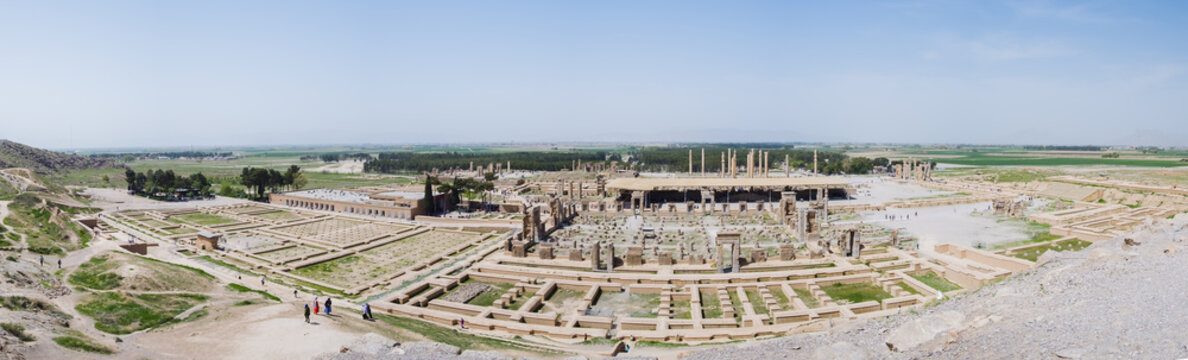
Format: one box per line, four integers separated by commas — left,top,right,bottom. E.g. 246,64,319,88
896,282,922,295
173,213,237,226
700,291,723,318
821,283,892,304
70,252,215,292
1010,239,1093,262
793,288,820,308
910,272,962,292
373,313,548,353
920,152,1184,167
226,283,281,302
53,333,115,354
76,292,209,334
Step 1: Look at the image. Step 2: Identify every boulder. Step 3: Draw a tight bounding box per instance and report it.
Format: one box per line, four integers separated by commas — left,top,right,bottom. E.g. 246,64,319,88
884,310,965,352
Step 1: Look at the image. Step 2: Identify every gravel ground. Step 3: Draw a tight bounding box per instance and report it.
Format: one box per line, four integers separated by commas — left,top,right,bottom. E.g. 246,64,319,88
683,215,1188,360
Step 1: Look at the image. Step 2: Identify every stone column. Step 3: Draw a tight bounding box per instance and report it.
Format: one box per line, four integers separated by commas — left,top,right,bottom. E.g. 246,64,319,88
747,149,754,178
785,154,790,177
591,241,601,271
813,150,818,176
606,243,615,272
688,149,693,175
764,151,769,177
731,241,740,273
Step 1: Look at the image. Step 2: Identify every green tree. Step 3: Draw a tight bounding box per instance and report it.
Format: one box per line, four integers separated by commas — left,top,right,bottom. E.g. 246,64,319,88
291,172,308,190
422,176,438,214
872,157,890,167
124,169,137,192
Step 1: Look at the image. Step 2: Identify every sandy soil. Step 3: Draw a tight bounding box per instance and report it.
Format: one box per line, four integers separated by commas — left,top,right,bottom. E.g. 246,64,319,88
309,160,365,174
835,177,955,205
81,188,249,212
130,303,364,360
852,202,1035,249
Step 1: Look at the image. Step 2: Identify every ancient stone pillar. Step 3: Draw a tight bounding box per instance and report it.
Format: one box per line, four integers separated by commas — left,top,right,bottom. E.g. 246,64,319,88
731,242,740,273
751,249,766,263
512,241,527,257
591,241,601,271
606,243,615,272
780,243,796,261
785,153,790,177
813,150,818,175
627,246,643,266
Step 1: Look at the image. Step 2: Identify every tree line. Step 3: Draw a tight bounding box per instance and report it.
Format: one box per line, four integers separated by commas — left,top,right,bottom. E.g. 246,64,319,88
239,166,307,200
301,153,373,162
124,169,212,200
1022,145,1104,151
95,151,234,159
364,151,612,173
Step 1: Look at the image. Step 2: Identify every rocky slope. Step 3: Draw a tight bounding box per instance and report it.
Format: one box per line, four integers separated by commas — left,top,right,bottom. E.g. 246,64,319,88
684,215,1188,360
0,140,116,174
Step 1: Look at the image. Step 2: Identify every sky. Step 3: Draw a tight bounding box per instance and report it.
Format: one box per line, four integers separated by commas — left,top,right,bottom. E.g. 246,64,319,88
1,0,1187,149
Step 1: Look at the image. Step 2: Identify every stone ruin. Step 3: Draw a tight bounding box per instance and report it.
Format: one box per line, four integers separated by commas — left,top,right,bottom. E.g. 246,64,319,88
993,199,1026,217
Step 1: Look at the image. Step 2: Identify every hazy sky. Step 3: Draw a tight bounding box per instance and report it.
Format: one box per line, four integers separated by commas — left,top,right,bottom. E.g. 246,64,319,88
2,1,1187,149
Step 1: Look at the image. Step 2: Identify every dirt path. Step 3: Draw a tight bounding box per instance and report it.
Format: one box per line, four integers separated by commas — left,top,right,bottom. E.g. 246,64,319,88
130,303,364,359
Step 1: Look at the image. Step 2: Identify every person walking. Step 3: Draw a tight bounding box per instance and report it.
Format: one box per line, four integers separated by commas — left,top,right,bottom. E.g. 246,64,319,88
313,297,320,315
324,298,332,316
361,303,370,320
40,256,44,266
304,304,310,323
57,259,61,269
293,289,298,298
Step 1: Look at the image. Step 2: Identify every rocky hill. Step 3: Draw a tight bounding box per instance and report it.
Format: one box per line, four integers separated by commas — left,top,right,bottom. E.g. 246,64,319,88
0,139,118,173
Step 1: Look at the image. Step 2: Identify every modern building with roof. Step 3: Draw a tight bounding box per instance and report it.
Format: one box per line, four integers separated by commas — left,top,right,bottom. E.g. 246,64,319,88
269,187,443,220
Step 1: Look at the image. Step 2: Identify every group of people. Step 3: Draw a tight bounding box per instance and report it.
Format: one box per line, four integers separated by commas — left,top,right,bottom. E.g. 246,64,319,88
301,296,375,323
38,256,61,268
304,296,333,323
883,211,919,221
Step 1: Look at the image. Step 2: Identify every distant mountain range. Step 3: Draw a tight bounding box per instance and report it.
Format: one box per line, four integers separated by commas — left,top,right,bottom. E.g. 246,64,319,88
0,139,120,173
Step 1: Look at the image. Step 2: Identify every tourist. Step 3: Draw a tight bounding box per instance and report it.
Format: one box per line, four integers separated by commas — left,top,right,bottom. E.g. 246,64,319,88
58,259,61,269
362,303,371,320
261,277,266,286
325,297,332,315
313,297,320,314
459,318,465,329
294,289,298,298
304,304,310,323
